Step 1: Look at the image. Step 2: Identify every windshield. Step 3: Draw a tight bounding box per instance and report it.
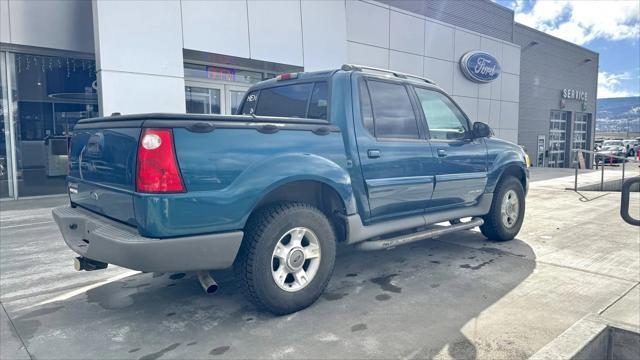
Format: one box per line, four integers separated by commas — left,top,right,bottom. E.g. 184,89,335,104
603,141,623,147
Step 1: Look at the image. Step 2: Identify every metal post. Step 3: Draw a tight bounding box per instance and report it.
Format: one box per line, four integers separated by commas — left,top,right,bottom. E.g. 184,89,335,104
621,158,625,184
574,150,579,192
600,159,605,191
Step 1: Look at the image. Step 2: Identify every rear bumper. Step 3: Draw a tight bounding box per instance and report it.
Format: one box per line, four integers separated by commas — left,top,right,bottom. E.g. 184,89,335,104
52,206,243,272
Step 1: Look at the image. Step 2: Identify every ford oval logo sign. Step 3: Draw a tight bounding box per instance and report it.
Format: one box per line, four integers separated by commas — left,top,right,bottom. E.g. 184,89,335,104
460,51,501,83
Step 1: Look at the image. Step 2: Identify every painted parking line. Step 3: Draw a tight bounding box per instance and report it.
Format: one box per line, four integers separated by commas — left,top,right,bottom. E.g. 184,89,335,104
16,269,140,312
0,221,55,230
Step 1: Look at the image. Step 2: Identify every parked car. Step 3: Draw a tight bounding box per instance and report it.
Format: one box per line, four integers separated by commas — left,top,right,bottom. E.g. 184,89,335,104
53,65,529,314
602,140,624,148
622,139,639,157
594,139,604,151
596,145,627,163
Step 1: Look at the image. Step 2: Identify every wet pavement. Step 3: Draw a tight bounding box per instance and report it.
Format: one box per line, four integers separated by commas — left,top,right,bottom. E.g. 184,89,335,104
1,169,638,359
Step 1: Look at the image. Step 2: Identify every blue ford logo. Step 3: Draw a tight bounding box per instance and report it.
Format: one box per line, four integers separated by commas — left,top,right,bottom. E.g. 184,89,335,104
460,51,501,83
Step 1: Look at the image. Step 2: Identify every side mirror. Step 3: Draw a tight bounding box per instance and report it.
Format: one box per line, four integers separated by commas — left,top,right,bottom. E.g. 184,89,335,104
472,122,492,138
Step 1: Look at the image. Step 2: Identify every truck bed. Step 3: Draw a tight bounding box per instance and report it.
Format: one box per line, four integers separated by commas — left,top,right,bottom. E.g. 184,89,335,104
68,113,347,238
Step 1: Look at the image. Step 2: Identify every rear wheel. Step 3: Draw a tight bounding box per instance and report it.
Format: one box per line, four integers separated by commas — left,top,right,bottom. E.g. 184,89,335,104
480,177,525,241
235,202,336,315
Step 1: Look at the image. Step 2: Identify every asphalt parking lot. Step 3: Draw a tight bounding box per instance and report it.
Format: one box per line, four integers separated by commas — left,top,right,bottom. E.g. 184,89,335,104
1,169,639,359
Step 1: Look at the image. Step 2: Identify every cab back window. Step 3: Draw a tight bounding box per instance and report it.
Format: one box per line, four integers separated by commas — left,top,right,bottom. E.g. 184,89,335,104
240,81,329,119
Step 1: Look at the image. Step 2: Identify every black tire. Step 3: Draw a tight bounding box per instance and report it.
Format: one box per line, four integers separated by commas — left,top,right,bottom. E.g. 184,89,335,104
480,176,525,241
235,202,336,315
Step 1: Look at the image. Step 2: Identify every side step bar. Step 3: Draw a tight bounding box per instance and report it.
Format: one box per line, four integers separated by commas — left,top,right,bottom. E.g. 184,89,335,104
356,217,484,251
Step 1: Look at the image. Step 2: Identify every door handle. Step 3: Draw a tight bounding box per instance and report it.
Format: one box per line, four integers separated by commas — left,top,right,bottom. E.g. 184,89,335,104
367,149,382,159
437,149,447,157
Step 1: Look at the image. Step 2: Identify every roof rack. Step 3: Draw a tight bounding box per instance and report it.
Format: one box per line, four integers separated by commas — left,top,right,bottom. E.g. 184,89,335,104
342,64,438,86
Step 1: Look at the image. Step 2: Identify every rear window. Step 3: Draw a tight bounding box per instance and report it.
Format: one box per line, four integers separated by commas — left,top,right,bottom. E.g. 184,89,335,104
240,81,329,119
255,83,313,118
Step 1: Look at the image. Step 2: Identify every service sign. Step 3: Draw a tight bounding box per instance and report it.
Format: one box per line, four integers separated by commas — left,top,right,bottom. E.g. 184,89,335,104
460,51,501,83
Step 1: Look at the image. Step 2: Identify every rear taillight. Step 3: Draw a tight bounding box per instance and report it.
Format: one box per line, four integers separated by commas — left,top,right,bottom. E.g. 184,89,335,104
136,128,185,193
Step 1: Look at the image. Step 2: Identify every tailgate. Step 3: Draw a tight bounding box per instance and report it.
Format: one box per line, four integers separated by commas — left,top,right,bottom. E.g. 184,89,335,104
68,127,140,226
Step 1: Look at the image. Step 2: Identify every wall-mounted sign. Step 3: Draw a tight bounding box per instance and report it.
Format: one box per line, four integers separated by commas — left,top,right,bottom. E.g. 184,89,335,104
207,66,237,82
562,88,588,102
459,51,501,83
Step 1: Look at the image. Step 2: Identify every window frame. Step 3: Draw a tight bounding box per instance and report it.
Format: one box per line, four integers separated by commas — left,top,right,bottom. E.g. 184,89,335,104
239,80,331,121
411,85,473,143
358,76,427,142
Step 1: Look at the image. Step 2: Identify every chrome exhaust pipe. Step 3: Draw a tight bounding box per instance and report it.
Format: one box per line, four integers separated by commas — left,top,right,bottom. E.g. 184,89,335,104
74,257,108,271
197,270,219,294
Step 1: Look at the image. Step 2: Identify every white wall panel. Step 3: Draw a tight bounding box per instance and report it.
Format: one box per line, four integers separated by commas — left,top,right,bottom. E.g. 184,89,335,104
453,63,479,98
348,41,389,69
502,43,521,75
92,0,185,115
98,71,185,115
389,51,422,75
423,57,453,94
479,82,491,100
500,129,518,144
390,10,424,55
248,0,303,65
501,73,519,102
454,29,480,61
453,96,478,121
346,0,389,48
301,0,347,71
93,0,183,76
0,0,10,44
490,75,503,100
480,37,503,63
479,37,503,100
499,101,519,130
477,98,490,124
182,0,250,58
425,20,454,61
8,0,93,53
489,100,501,129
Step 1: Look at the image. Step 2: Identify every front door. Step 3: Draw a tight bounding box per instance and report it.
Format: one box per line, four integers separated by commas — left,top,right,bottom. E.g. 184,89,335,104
354,77,436,221
412,87,487,208
185,81,249,115
548,110,569,168
572,112,591,166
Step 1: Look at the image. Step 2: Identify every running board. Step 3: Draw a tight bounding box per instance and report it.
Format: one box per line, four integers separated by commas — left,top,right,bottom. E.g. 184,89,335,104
355,217,484,251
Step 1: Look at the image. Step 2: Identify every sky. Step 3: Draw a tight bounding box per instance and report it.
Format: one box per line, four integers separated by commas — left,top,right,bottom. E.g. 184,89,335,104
494,0,640,99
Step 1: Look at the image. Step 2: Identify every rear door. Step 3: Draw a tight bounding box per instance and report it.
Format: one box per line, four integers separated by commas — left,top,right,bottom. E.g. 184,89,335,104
354,76,436,221
412,87,487,208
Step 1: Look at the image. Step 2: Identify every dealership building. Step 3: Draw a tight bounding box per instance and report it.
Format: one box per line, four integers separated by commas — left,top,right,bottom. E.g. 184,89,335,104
0,0,598,199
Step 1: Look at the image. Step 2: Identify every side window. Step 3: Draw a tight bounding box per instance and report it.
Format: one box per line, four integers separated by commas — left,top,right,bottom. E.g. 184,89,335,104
240,90,259,115
255,83,314,117
366,80,420,139
414,88,469,140
359,80,375,134
307,82,328,120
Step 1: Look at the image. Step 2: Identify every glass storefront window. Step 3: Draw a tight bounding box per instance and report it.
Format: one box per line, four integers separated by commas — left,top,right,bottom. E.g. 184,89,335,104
0,53,12,198
185,86,221,114
13,53,98,197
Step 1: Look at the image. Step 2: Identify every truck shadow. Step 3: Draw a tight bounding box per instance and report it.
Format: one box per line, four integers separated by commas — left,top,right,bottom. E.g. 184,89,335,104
12,230,536,359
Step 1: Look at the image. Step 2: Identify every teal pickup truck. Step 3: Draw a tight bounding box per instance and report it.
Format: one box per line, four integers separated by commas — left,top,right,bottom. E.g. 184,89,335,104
53,65,529,314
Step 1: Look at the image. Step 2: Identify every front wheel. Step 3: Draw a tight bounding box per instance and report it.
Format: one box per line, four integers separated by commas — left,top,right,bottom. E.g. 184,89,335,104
235,202,336,315
480,177,525,241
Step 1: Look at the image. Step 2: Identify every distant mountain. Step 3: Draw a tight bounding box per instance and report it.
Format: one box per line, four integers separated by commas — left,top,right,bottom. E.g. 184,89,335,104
596,97,640,134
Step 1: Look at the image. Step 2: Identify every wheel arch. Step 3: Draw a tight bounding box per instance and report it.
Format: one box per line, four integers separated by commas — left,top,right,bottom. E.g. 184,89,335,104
246,178,352,243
